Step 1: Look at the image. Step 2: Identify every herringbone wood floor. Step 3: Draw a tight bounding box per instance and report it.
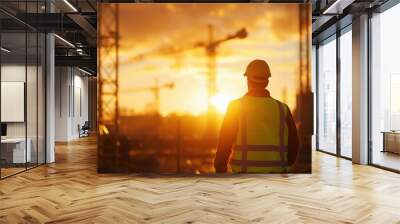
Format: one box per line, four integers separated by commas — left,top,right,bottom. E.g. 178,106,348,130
1,136,400,224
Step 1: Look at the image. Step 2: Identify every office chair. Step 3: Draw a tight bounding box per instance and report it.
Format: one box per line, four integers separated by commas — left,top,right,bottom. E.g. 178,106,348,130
79,121,90,138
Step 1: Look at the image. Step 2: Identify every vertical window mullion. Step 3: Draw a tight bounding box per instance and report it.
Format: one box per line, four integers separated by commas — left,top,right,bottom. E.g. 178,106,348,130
316,44,320,151
44,0,47,164
36,0,39,167
336,28,341,157
25,0,28,171
367,11,373,165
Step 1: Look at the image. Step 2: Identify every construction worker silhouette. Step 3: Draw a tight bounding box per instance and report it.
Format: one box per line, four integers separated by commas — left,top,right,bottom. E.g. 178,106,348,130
214,59,299,173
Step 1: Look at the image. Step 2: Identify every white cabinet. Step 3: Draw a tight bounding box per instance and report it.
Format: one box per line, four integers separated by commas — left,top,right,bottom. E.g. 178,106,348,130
1,138,32,163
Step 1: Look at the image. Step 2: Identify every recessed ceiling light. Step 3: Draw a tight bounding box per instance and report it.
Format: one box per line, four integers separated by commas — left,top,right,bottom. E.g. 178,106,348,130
78,67,93,76
1,47,11,53
54,34,75,48
63,0,78,12
322,0,350,15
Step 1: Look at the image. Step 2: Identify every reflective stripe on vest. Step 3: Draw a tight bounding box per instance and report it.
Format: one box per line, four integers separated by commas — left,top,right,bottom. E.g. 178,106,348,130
231,97,288,173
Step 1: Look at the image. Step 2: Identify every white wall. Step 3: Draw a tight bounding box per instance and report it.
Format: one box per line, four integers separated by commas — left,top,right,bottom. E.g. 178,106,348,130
1,65,35,138
72,72,89,138
55,67,89,141
55,66,69,141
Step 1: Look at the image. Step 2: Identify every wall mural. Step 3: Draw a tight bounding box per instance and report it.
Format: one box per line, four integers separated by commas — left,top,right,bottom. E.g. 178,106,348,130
98,3,312,174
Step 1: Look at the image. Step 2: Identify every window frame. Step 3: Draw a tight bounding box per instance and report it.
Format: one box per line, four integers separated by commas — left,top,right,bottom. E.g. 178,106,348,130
367,0,400,173
315,23,353,160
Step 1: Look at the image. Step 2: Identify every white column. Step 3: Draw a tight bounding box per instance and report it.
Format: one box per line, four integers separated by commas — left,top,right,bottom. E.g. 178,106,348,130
352,14,369,164
46,32,55,163
45,0,56,163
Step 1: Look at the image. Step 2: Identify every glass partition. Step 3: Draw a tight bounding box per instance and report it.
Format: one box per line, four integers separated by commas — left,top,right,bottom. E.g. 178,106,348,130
1,30,28,177
0,1,46,179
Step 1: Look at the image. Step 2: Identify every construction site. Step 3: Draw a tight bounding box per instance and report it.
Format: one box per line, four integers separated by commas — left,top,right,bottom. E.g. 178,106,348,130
97,3,312,173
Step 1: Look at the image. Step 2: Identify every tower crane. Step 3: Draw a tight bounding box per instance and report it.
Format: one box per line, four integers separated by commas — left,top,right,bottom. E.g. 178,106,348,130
122,25,248,135
194,25,247,135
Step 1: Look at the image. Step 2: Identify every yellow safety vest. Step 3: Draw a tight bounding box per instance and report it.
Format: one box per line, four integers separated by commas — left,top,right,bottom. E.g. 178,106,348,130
230,96,289,173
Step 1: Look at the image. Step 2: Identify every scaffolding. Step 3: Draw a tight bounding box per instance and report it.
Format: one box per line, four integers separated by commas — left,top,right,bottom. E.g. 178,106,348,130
98,3,120,171
98,3,119,135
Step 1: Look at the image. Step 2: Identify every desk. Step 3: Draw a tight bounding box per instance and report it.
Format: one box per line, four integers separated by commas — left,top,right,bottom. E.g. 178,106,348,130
1,138,31,163
382,131,400,154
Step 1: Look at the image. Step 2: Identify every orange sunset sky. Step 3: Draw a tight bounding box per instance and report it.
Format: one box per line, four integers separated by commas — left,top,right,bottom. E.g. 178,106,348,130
101,3,309,116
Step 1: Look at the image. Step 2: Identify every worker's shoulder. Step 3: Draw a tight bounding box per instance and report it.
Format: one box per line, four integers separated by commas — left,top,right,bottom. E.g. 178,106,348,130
227,97,243,110
230,97,243,104
271,98,291,114
271,98,289,108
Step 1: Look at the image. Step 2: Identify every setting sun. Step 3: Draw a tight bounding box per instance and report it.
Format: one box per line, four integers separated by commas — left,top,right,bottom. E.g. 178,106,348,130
211,93,235,113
